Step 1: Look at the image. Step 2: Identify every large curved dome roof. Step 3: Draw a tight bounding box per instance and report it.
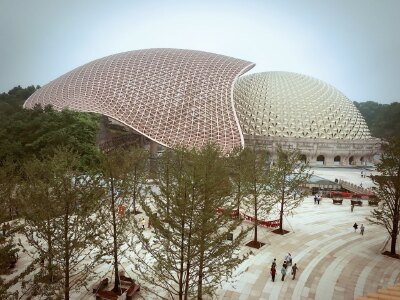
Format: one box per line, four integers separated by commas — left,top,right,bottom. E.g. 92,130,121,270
233,72,371,140
24,48,255,152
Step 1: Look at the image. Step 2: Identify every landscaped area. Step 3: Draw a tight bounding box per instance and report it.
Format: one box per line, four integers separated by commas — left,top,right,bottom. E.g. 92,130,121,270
1,166,398,299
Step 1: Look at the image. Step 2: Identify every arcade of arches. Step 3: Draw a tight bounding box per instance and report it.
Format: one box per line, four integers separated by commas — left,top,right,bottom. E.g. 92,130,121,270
244,135,380,167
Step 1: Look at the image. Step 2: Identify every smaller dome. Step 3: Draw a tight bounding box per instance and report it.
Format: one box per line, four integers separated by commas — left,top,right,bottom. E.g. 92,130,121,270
233,72,371,140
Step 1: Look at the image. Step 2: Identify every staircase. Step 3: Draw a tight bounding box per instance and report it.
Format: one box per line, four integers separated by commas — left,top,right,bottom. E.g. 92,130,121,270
339,179,374,195
357,283,400,300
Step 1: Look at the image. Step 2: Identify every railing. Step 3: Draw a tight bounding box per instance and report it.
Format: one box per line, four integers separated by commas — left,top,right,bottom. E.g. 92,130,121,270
338,179,374,195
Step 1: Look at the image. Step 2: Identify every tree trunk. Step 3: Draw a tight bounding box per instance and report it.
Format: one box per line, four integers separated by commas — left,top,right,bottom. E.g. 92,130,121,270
197,250,204,299
185,188,195,300
254,193,258,243
390,216,399,255
132,168,137,213
236,184,241,213
178,206,186,300
184,224,192,300
111,179,120,292
46,218,54,282
179,190,186,300
279,189,285,231
166,165,170,218
64,202,70,300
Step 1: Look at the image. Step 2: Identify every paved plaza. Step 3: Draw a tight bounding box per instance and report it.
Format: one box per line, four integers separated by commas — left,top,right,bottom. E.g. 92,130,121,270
217,168,400,300
7,167,399,299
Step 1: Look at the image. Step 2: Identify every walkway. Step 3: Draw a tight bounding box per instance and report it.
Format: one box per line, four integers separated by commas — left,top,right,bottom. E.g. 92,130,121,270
217,196,400,300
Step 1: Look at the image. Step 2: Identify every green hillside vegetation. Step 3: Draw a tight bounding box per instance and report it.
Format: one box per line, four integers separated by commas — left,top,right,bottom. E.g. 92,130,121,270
0,86,100,169
354,101,400,139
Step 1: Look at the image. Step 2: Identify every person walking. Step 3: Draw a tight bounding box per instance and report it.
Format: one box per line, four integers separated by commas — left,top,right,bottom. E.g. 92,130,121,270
141,218,146,230
314,195,317,204
283,260,288,269
317,196,321,205
270,266,276,282
285,253,292,266
351,204,354,212
281,266,287,281
360,224,365,235
291,263,298,280
353,222,358,232
272,258,276,268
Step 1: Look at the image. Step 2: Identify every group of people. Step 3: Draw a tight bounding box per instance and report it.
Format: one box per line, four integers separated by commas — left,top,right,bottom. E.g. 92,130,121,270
270,253,298,282
360,171,367,178
353,223,365,235
314,194,322,205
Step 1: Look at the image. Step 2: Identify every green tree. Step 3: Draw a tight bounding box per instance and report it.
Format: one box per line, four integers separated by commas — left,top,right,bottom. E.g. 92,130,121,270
126,147,149,214
128,145,249,299
0,237,19,274
191,145,249,299
97,147,142,293
155,148,174,218
354,101,400,139
0,160,20,222
0,104,100,170
268,146,311,233
229,147,248,213
367,138,400,256
18,148,104,299
242,148,272,246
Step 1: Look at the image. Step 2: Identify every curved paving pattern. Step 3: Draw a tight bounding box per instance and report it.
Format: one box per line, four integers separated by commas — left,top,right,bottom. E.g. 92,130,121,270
217,196,400,300
24,48,255,152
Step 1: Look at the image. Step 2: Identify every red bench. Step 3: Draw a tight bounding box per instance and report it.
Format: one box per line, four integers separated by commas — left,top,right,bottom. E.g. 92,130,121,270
96,290,118,300
332,198,343,205
126,283,140,300
351,199,363,206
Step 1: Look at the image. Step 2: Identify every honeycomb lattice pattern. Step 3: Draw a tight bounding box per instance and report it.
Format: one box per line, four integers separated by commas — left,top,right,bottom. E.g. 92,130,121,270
233,72,372,140
24,49,254,152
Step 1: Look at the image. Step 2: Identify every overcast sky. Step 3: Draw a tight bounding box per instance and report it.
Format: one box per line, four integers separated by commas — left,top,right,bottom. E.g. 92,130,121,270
0,0,399,103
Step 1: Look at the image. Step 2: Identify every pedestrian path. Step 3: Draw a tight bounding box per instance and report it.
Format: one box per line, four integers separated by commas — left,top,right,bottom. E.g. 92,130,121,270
217,196,400,300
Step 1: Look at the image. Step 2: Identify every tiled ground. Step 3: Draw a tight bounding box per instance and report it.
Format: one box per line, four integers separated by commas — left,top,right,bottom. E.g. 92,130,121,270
7,167,399,299
217,169,400,300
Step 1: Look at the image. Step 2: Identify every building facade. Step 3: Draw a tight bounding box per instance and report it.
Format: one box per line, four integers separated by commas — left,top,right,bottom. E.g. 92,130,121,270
234,72,379,165
24,49,379,164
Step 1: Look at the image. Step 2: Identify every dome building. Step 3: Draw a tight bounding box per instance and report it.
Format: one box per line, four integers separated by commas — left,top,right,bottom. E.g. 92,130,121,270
233,72,379,166
24,49,379,165
24,48,255,153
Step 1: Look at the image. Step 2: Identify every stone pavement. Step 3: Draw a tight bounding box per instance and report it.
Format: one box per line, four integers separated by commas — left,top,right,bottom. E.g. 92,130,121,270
217,196,400,300
44,167,399,299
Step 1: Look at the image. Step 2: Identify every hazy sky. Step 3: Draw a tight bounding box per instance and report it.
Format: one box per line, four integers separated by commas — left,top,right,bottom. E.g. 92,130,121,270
1,0,399,103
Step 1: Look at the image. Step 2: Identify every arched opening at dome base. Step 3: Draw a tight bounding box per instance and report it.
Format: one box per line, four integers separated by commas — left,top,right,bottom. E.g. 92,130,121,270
334,156,341,166
299,154,307,163
349,156,354,165
360,156,365,166
316,155,325,166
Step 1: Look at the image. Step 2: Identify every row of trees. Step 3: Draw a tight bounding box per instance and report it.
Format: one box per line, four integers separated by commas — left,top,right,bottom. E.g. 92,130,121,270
0,147,149,299
0,143,311,299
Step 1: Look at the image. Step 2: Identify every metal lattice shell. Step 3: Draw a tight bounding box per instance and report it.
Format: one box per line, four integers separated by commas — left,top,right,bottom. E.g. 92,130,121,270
233,72,371,140
24,48,255,152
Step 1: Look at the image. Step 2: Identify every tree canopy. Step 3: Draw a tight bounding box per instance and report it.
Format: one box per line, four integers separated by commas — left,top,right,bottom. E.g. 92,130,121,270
354,101,400,139
0,86,100,169
367,138,400,256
